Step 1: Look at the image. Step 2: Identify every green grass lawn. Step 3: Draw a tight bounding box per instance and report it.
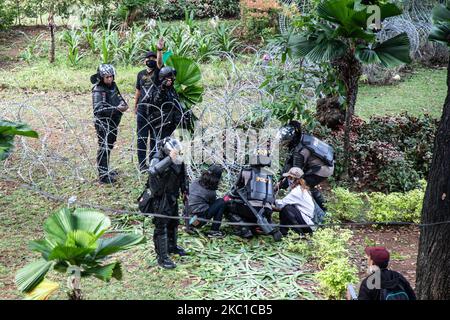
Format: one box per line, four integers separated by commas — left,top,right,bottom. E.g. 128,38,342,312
357,67,447,119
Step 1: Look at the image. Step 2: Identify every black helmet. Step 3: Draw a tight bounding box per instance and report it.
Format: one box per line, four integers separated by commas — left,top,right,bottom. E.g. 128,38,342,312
98,64,116,78
91,64,116,84
159,66,177,81
278,120,302,148
157,136,182,156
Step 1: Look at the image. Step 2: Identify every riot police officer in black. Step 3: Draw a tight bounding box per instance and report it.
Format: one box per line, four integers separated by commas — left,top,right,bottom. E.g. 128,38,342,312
135,38,165,172
91,64,128,184
225,149,282,242
145,137,188,269
277,120,334,210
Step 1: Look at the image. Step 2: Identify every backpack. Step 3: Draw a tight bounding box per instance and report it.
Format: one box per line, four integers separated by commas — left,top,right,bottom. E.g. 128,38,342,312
312,200,326,225
300,134,334,167
380,284,410,300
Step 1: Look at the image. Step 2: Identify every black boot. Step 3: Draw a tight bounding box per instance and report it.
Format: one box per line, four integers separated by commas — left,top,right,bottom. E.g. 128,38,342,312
311,188,326,211
227,213,253,239
154,234,176,269
168,227,186,256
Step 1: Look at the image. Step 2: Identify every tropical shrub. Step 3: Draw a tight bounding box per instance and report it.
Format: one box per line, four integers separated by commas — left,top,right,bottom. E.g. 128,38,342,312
155,0,240,20
19,33,45,64
326,184,425,224
316,257,359,299
61,28,84,67
80,18,98,52
15,208,145,300
367,187,424,224
117,26,146,65
0,1,15,30
314,113,438,192
212,23,240,55
0,120,38,160
285,227,358,299
240,0,281,42
327,188,366,222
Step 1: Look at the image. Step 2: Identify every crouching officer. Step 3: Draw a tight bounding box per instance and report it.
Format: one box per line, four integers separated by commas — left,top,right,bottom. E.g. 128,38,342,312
225,149,282,241
277,120,334,210
91,64,128,184
143,137,188,269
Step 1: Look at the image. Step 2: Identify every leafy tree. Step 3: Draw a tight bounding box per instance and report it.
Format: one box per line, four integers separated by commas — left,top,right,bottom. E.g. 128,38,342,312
0,0,16,29
0,120,38,160
416,0,450,300
15,208,145,300
287,0,411,177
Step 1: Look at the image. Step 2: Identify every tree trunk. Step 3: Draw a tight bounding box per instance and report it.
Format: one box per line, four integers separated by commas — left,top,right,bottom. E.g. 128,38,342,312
48,11,56,64
415,57,450,300
67,268,83,300
333,52,362,179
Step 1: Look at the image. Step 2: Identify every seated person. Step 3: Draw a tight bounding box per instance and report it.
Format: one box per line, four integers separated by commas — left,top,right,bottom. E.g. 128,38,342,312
187,165,226,238
273,167,316,236
352,246,416,300
224,149,282,241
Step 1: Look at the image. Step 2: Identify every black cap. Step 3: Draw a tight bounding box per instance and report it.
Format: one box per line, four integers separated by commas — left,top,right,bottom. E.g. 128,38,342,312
208,165,223,178
144,51,157,59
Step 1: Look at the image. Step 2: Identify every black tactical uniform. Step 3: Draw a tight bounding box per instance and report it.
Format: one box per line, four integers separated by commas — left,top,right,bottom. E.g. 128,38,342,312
225,152,282,241
279,122,334,210
91,64,127,183
137,66,185,169
136,61,161,170
144,137,188,269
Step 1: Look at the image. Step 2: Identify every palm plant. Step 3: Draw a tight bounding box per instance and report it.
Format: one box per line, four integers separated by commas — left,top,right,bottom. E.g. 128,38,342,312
184,9,198,35
429,1,450,47
15,208,145,300
0,120,38,160
165,55,204,107
195,33,220,63
167,26,197,59
287,0,411,177
96,20,120,64
118,26,146,66
61,28,84,67
213,23,240,56
81,18,97,53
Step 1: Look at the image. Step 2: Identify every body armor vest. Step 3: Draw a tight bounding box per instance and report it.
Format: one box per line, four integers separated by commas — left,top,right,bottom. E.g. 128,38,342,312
244,167,274,204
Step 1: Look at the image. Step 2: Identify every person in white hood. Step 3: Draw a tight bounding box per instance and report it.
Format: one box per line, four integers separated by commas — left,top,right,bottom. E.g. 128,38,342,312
273,167,316,235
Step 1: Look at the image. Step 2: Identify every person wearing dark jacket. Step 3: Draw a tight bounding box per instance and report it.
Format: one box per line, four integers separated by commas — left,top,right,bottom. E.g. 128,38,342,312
135,38,164,172
144,137,188,269
91,64,128,184
188,165,226,238
356,246,416,300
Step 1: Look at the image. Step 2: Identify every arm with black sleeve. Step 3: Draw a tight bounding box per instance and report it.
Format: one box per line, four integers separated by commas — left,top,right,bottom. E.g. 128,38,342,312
292,146,306,169
92,86,108,117
149,155,172,176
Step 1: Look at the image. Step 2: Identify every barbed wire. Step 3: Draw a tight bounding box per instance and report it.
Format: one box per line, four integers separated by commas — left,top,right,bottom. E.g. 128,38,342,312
3,175,448,232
